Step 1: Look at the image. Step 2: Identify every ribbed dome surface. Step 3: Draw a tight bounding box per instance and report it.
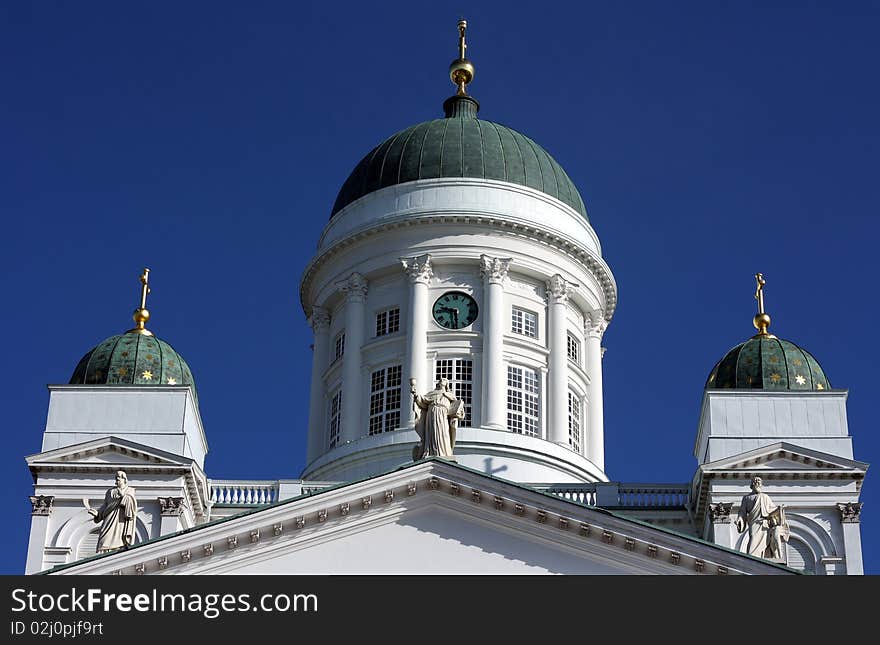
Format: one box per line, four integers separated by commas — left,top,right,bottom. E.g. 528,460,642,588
70,332,197,403
330,96,588,219
706,336,829,391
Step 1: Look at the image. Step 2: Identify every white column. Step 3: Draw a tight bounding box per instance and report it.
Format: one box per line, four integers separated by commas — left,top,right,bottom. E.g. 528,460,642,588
839,503,864,575
480,255,511,430
336,273,368,444
25,495,53,574
158,496,186,536
708,503,736,549
402,255,432,426
546,274,574,446
586,313,607,471
306,306,330,462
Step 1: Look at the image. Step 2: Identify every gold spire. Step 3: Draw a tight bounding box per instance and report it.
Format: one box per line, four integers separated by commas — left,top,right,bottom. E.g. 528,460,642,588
752,272,774,338
449,19,475,96
127,268,154,336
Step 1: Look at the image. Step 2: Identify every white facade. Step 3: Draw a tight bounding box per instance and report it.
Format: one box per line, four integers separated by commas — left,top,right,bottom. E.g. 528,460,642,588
24,387,210,574
693,388,866,574
19,84,868,576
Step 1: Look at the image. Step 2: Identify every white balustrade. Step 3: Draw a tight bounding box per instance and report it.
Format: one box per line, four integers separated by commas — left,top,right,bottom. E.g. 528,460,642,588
543,483,689,508
209,480,279,505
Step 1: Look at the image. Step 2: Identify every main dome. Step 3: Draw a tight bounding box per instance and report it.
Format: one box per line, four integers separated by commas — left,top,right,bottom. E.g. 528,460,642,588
330,96,588,219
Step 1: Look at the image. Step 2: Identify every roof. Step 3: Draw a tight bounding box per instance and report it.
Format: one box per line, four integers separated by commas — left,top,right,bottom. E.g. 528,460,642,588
706,335,829,391
330,95,588,219
69,331,198,404
41,457,798,575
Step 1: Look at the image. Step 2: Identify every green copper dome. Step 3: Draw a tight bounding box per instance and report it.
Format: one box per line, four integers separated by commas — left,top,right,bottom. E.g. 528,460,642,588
706,336,829,391
330,95,588,219
70,332,198,403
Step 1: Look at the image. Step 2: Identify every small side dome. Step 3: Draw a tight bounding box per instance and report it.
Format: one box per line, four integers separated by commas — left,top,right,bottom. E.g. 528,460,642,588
69,332,198,402
69,268,198,403
706,336,829,391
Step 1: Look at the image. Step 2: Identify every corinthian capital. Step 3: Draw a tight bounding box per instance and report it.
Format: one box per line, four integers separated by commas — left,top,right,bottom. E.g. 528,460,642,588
480,255,512,284
709,502,733,523
308,306,330,332
586,313,609,339
838,502,863,523
29,495,54,516
545,274,576,304
401,254,433,285
336,272,369,302
158,496,185,517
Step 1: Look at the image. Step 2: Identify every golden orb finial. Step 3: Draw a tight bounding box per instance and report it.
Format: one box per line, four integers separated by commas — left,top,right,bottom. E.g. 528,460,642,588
752,272,774,338
127,268,154,336
449,18,475,96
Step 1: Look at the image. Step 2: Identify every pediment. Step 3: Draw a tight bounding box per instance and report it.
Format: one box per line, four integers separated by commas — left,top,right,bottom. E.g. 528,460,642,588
27,436,195,471
701,442,867,475
47,460,795,576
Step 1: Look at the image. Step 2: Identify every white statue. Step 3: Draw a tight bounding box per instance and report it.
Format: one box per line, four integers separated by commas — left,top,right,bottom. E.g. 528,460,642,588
84,470,138,553
735,476,789,560
411,377,465,460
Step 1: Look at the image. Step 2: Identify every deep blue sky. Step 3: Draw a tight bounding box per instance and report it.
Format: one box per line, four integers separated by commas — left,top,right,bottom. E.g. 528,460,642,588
1,2,877,574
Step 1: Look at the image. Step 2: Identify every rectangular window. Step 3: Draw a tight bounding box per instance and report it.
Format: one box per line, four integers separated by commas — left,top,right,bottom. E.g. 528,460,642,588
376,307,401,337
567,333,580,365
435,358,473,426
369,365,402,435
507,365,540,437
329,390,343,448
334,332,345,362
568,391,581,453
511,307,538,338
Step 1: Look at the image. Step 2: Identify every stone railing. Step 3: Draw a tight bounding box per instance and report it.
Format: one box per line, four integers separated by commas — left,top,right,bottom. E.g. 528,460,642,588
209,480,280,505
544,486,598,506
542,483,690,509
616,484,690,508
208,479,689,509
208,480,336,505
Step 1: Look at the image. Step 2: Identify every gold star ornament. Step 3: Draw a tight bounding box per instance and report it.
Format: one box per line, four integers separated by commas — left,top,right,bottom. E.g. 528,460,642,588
142,370,153,381
167,377,177,385
795,374,806,385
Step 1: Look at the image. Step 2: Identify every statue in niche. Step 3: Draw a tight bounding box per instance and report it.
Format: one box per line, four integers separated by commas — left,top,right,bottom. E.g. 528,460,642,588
84,470,138,553
411,377,465,460
735,476,789,560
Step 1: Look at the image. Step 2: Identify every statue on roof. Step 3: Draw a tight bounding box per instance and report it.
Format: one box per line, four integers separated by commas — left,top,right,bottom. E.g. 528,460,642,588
411,377,465,460
735,476,789,560
84,470,138,553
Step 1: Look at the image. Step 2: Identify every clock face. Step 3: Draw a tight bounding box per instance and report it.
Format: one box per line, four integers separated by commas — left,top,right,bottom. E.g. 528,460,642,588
432,291,478,330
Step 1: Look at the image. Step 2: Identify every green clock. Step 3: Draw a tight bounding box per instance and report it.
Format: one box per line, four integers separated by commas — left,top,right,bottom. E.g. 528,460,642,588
432,291,478,329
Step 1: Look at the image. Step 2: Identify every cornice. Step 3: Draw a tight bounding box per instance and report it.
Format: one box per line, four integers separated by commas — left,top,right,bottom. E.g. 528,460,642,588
300,213,617,323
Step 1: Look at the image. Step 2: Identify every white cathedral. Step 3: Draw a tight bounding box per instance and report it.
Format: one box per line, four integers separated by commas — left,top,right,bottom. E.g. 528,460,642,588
23,23,867,575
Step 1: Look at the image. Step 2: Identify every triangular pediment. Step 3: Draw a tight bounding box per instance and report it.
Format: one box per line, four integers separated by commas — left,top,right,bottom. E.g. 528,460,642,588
700,442,868,475
46,460,795,576
27,436,195,471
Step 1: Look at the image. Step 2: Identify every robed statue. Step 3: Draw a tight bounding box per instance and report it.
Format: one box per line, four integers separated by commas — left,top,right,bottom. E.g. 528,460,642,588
411,377,465,460
735,476,790,560
85,470,138,553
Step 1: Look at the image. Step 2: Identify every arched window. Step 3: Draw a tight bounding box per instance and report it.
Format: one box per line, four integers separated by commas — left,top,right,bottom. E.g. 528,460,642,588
786,538,816,574
77,529,100,560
